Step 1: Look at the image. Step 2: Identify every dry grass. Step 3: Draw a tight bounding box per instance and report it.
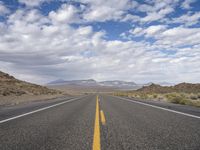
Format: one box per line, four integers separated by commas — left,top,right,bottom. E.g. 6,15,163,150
114,91,200,107
113,83,200,107
165,93,200,107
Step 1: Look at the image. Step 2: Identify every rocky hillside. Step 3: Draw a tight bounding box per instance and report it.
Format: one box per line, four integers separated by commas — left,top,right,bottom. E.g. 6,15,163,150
137,83,200,94
0,71,61,96
173,83,200,93
114,83,200,107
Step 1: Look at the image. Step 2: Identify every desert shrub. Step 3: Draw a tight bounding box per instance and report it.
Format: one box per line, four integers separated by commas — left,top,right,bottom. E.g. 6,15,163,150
192,101,200,107
133,94,140,98
153,94,158,98
157,95,165,101
139,94,149,99
131,94,137,98
115,92,129,97
165,93,191,105
190,94,198,100
128,93,133,98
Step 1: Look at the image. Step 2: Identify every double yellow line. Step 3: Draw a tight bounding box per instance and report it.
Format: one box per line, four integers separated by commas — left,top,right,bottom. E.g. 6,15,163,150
92,95,106,150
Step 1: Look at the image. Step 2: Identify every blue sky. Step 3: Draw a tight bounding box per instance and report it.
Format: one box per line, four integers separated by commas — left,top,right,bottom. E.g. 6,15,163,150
0,0,200,84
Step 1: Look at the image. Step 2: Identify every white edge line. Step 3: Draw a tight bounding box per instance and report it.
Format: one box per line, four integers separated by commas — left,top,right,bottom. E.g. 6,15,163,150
113,96,200,119
0,96,86,124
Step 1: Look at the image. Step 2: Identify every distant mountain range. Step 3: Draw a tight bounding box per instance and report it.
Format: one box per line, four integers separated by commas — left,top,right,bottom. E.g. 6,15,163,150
47,79,174,90
48,79,97,86
48,79,139,89
99,80,137,87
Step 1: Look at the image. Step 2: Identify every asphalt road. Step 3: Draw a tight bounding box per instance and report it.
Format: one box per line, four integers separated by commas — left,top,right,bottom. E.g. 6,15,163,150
0,94,200,150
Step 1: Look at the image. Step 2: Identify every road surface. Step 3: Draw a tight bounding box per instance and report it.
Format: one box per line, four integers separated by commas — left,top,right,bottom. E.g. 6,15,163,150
0,94,200,150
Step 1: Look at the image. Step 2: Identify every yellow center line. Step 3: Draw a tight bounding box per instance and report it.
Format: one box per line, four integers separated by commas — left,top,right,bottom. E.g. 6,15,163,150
100,110,106,125
93,96,101,150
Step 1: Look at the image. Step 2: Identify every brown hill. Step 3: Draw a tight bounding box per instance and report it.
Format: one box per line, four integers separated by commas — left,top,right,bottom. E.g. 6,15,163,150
136,83,200,94
173,83,200,93
0,71,61,96
136,84,172,94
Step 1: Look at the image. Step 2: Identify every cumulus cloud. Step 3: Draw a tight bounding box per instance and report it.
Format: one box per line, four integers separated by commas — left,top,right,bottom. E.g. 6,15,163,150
157,27,200,47
140,6,174,23
144,25,167,36
181,0,196,9
130,27,143,35
0,2,10,15
0,0,200,84
49,4,80,24
134,0,179,23
129,25,167,38
78,0,138,22
172,12,200,26
18,0,51,7
129,25,200,48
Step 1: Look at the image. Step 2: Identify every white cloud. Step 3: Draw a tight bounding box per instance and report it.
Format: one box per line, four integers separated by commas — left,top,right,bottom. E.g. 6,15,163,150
142,13,162,22
129,25,200,49
172,12,200,26
158,27,200,46
129,25,167,37
130,27,143,35
78,0,137,22
0,2,10,15
49,4,80,24
77,26,93,36
181,0,196,9
144,25,167,36
120,14,141,22
0,0,200,84
158,6,174,15
135,0,179,23
18,0,51,7
83,6,123,22
141,6,174,22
